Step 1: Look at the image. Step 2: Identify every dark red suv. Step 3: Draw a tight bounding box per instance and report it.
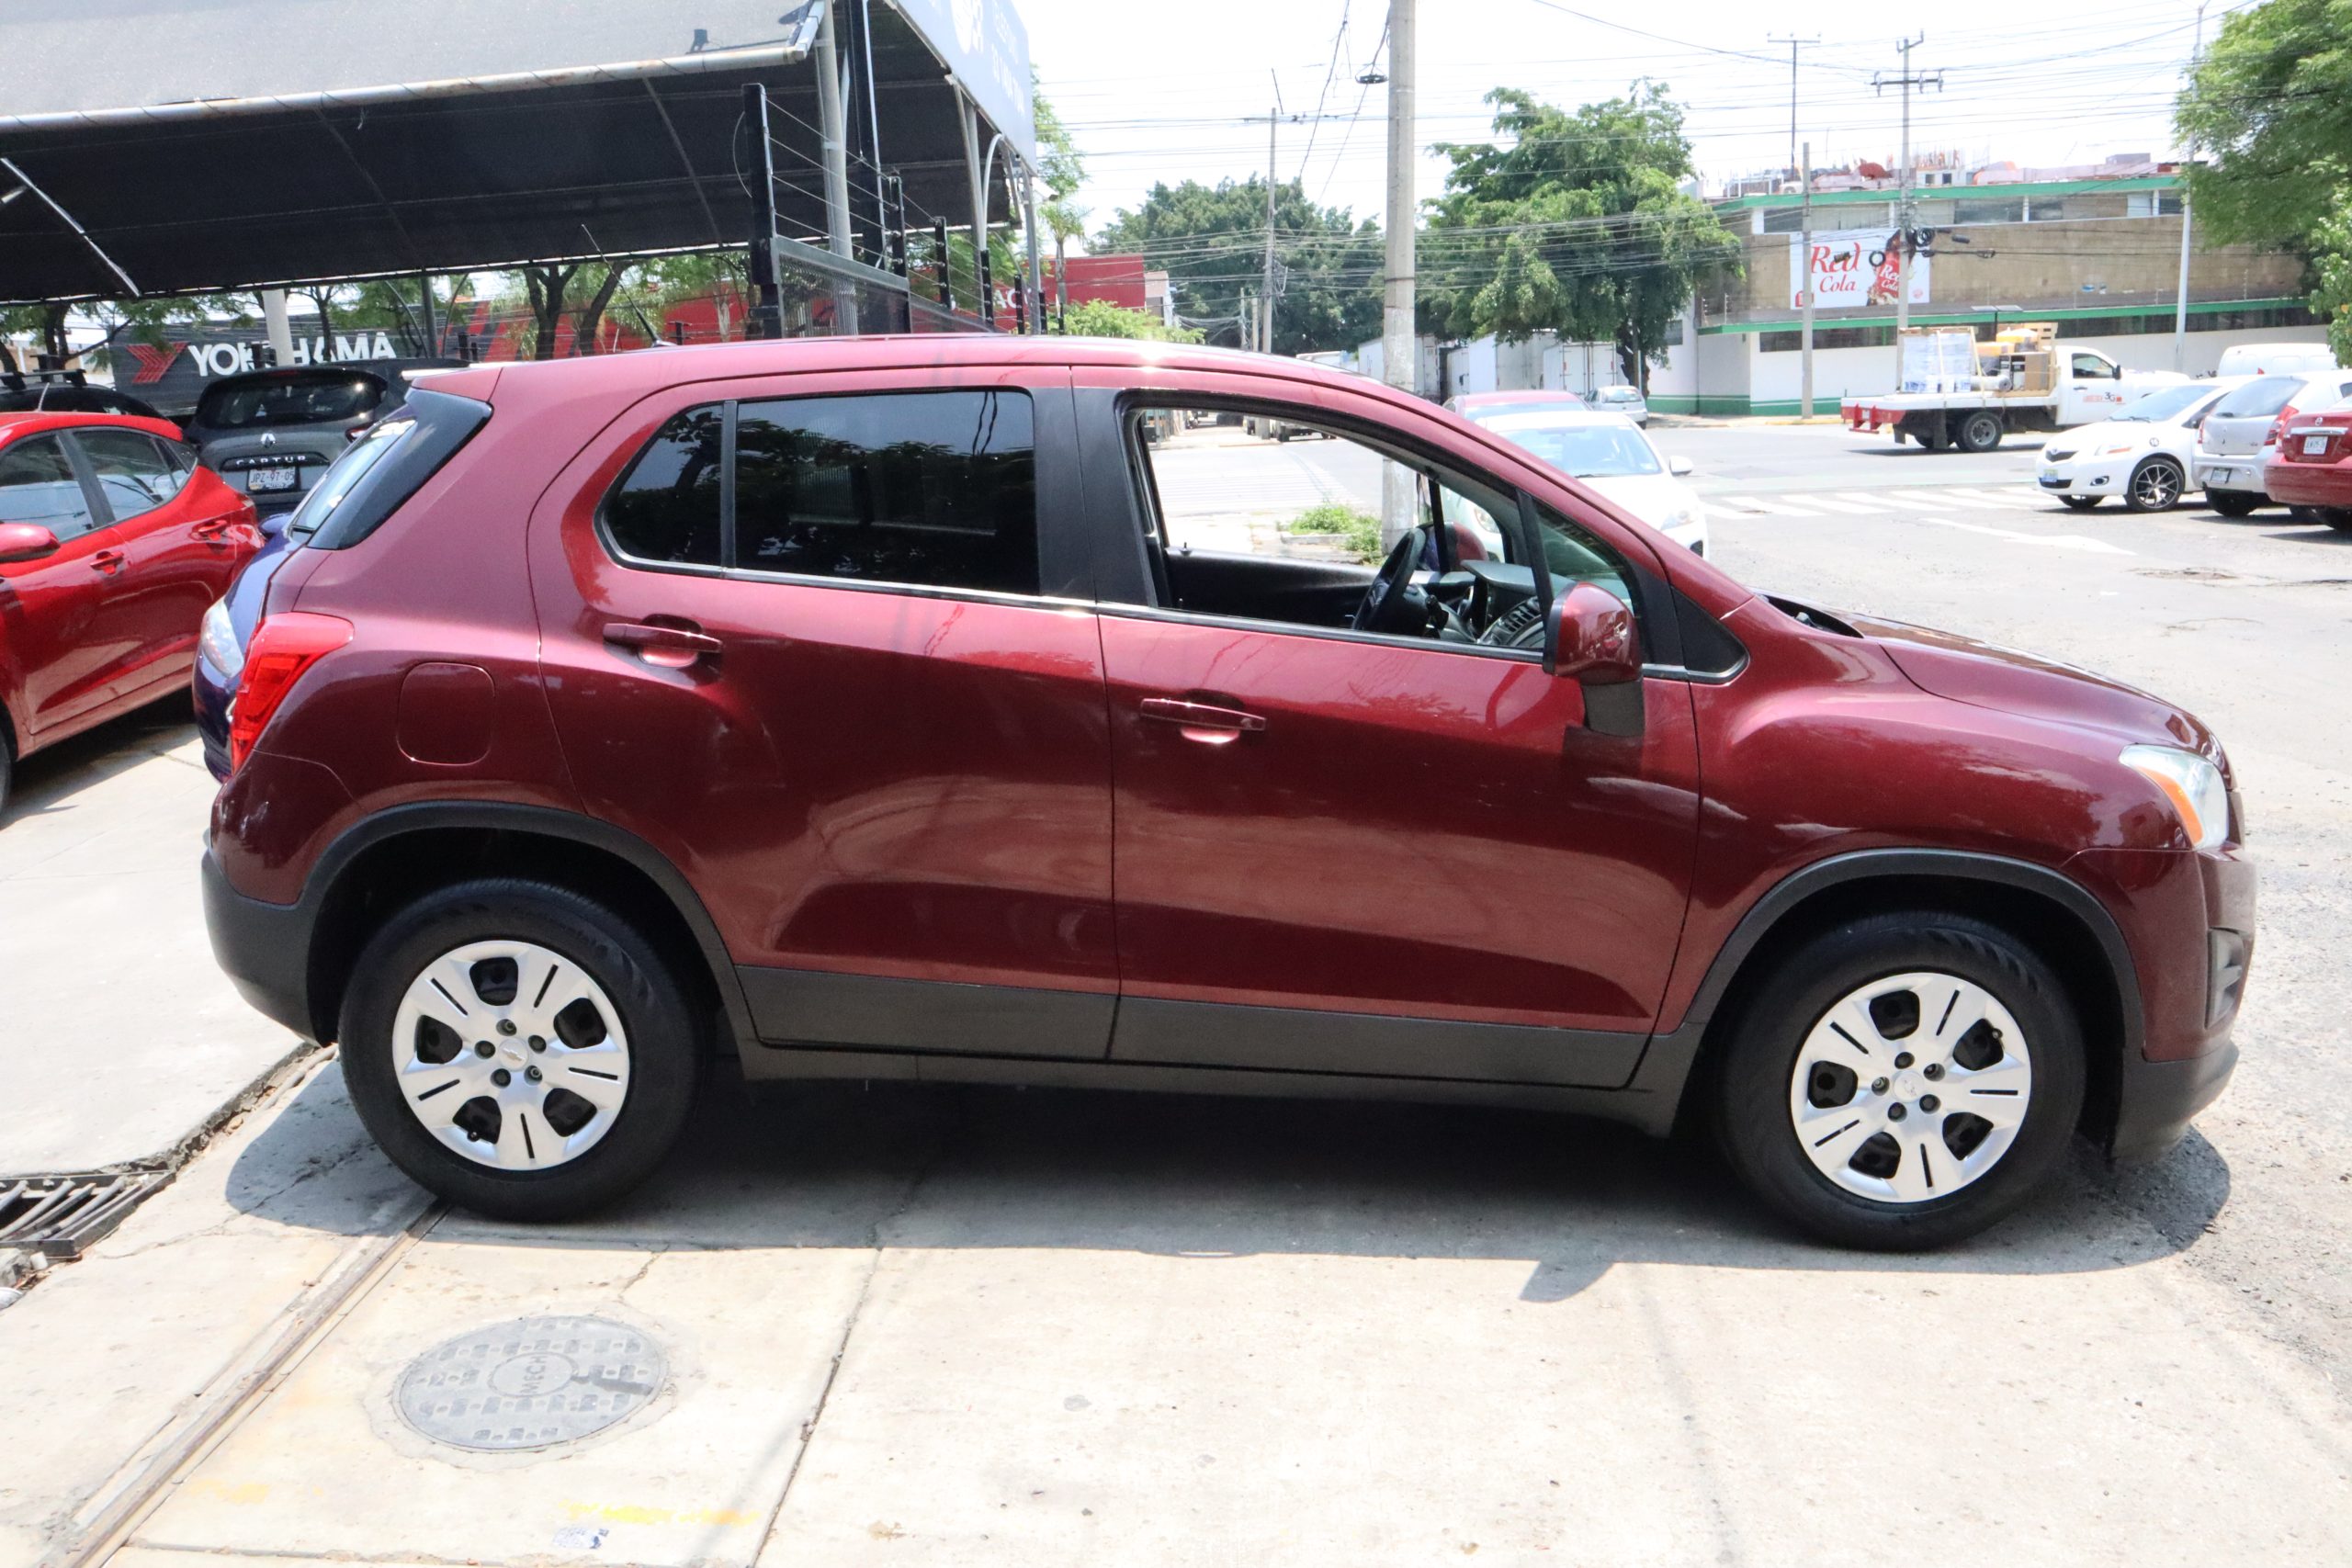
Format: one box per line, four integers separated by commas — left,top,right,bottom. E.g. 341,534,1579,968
201,338,2253,1247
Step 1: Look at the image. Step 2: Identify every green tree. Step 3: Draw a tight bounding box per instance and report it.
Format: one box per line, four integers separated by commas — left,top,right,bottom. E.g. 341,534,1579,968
1092,177,1381,355
2312,194,2352,367
1424,85,1740,385
1058,298,1201,343
2175,0,2351,254
1034,79,1090,323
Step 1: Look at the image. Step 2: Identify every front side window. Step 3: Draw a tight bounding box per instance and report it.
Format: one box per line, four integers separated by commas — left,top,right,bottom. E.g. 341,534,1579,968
734,390,1037,595
75,429,185,519
0,434,97,536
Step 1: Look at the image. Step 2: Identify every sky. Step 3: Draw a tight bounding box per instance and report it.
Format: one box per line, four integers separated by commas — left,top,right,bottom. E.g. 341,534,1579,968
1023,0,2233,248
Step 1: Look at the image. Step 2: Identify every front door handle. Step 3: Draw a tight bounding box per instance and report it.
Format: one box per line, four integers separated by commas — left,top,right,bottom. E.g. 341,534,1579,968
90,549,125,575
604,620,722,670
1140,696,1266,745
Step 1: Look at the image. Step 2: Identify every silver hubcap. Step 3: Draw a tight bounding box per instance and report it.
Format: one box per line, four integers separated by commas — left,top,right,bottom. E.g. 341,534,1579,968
390,940,631,1170
2133,465,2178,508
1788,970,2032,1204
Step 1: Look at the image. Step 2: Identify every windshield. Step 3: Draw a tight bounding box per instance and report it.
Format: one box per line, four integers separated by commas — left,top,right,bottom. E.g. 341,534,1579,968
1595,388,1642,403
2114,383,2217,423
197,371,384,430
1477,414,1662,478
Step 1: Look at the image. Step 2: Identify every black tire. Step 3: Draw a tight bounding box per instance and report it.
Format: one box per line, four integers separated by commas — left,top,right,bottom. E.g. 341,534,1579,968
339,878,705,1221
1953,410,2004,453
2320,507,2352,534
2289,505,2320,525
2207,490,2260,517
2123,457,2185,513
0,736,12,819
2059,494,2101,511
1713,911,2086,1250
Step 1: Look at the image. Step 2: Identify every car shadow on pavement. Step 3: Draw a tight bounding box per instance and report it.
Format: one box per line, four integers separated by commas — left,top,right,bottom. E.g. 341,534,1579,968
0,698,200,829
225,1057,2232,1304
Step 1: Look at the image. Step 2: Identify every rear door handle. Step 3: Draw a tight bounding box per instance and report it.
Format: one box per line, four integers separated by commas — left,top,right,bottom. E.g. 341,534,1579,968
190,519,233,541
90,549,125,575
1140,696,1266,744
604,620,722,670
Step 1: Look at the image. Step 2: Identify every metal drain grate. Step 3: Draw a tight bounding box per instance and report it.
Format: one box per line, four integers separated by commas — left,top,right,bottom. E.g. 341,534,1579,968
0,1168,173,1260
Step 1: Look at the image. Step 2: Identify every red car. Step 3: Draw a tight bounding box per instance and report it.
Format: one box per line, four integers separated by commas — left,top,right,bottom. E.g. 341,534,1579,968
0,410,260,807
200,338,2253,1248
2264,394,2352,532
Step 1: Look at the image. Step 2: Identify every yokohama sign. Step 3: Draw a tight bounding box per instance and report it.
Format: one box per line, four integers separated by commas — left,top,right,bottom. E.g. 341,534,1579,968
1788,228,1930,310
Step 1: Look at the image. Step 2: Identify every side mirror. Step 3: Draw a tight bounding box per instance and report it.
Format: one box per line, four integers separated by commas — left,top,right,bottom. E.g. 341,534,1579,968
1668,455,1694,477
0,522,61,564
1545,581,1644,736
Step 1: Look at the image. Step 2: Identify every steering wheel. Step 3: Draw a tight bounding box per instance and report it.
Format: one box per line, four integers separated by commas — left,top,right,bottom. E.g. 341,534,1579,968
1351,525,1428,635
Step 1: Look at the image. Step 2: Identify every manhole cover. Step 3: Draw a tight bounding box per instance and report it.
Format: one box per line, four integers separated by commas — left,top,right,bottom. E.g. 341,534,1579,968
396,1315,664,1451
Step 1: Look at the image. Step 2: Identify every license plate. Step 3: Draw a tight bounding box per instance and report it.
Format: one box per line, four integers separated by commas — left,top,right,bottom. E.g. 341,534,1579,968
2207,468,2235,486
248,467,299,493
2305,434,2333,456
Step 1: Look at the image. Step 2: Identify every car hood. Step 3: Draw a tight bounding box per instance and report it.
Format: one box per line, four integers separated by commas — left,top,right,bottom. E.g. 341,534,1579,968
1839,608,2216,756
1581,472,1698,529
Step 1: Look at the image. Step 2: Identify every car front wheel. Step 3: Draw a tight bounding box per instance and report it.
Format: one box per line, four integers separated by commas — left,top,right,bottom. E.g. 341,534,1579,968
2125,457,2185,513
339,878,705,1220
1714,912,2086,1249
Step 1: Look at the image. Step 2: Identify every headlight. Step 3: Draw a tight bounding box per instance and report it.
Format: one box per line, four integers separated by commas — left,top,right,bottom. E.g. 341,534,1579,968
198,596,244,681
2120,744,2229,849
2096,442,2137,457
1659,505,1698,532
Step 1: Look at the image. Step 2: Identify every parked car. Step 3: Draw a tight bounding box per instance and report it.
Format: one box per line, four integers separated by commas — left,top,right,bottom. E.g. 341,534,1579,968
1454,404,1707,554
1589,384,1649,425
182,361,460,515
2035,378,2247,512
2263,393,2352,533
2214,342,2339,378
0,410,260,809
0,370,164,423
200,339,2251,1249
2193,368,2352,515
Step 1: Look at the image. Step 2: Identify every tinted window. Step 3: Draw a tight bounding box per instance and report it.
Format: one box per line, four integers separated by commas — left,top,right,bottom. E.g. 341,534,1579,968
0,434,97,536
2213,377,2301,419
195,371,384,430
734,390,1036,594
604,408,722,568
296,388,494,551
76,429,184,518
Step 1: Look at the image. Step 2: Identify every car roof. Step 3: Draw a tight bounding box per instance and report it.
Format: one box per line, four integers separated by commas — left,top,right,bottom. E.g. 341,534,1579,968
1450,389,1588,409
0,408,189,445
1464,405,1643,431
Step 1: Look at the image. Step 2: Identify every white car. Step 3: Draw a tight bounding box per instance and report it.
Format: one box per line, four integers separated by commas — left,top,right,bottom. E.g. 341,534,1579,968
1589,384,1649,425
1465,406,1706,553
2036,378,2247,512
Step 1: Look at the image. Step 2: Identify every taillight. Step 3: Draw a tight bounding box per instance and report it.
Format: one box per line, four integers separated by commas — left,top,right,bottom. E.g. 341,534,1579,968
2266,405,2300,446
228,611,350,770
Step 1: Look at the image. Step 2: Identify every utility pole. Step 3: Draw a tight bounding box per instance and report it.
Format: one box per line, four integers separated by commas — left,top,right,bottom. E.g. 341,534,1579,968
1380,0,1418,546
1264,80,1280,354
1767,34,1817,186
1801,141,1815,419
2173,0,2211,373
1875,37,1942,352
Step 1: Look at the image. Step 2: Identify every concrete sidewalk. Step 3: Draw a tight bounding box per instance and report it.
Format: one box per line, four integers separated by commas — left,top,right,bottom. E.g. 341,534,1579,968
0,707,311,1179
6,1053,2348,1568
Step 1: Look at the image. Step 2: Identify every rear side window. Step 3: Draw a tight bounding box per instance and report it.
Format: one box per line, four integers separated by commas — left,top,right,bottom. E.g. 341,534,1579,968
601,390,1041,597
605,409,723,568
0,434,98,536
735,390,1036,594
75,429,186,518
294,388,493,550
197,371,383,430
2212,377,2301,419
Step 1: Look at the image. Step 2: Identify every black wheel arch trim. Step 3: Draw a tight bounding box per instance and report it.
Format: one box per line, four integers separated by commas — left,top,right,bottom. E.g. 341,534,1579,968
287,801,755,1050
1669,847,2144,1055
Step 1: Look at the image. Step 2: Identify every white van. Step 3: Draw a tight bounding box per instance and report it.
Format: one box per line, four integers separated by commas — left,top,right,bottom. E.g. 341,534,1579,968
2215,343,2339,378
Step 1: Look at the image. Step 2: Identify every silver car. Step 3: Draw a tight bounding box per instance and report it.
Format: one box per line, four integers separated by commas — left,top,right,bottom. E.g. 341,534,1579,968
183,364,451,514
2194,367,2352,515
1589,384,1648,425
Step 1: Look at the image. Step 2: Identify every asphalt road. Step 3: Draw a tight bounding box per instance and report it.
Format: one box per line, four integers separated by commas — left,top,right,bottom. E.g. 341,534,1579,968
4,423,2348,1566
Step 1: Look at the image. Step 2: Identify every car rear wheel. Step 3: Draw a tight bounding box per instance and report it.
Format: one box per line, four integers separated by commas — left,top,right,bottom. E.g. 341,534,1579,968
1953,411,2004,453
2207,491,2260,517
2124,457,2185,513
1713,912,2085,1250
339,878,704,1221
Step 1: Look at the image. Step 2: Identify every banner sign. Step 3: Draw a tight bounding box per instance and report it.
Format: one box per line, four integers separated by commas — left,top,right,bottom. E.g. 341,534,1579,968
1789,228,1930,310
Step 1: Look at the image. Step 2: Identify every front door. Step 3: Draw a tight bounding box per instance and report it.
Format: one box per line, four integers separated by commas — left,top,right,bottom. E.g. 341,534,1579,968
530,370,1118,1059
1095,396,1702,1088
0,432,125,737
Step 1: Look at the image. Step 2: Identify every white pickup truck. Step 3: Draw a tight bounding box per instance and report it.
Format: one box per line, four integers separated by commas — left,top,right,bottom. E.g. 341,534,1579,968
1841,322,2184,452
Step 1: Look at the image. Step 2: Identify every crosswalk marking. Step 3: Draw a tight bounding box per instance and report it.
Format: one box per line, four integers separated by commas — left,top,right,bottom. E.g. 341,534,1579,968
1791,494,1884,515
1916,489,2020,511
1913,516,2134,555
1719,494,1822,516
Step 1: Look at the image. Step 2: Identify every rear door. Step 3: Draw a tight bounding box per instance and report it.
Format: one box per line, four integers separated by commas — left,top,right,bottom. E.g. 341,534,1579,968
70,428,232,695
0,432,126,736
528,367,1120,1059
